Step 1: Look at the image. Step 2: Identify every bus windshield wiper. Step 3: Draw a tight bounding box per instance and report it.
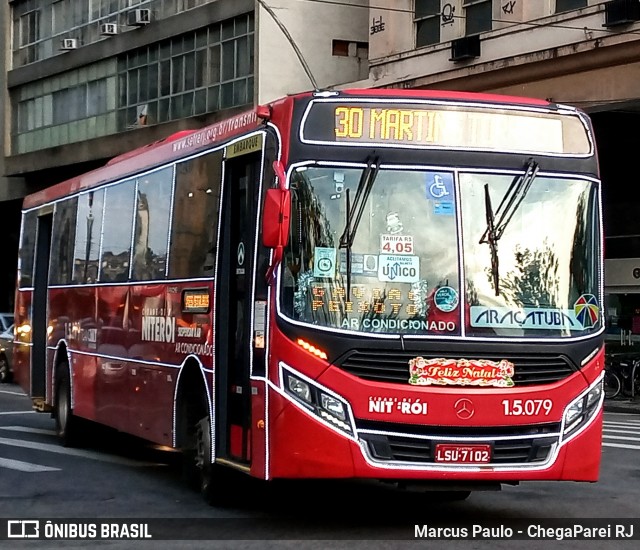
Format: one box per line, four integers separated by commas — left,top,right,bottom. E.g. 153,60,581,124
339,155,380,298
479,158,539,296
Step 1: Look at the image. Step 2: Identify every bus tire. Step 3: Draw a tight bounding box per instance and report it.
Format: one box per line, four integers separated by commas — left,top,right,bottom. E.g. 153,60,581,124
194,415,233,505
54,363,81,447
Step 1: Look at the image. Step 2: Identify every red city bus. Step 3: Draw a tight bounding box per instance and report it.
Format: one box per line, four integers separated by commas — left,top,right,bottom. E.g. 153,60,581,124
13,89,604,503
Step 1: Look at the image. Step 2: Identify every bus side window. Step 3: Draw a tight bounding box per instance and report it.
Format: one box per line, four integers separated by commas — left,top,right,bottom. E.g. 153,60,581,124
169,150,222,279
18,211,37,288
49,197,78,285
73,190,105,284
131,166,173,281
100,180,136,283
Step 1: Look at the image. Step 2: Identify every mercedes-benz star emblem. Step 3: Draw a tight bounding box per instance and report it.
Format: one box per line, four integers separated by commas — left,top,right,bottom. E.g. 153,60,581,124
454,398,474,420
237,242,245,266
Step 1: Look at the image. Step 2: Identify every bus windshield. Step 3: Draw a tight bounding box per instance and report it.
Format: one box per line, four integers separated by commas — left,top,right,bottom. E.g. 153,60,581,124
279,164,601,339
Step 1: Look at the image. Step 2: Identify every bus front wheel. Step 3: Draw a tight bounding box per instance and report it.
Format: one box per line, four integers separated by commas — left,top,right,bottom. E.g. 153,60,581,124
194,415,232,505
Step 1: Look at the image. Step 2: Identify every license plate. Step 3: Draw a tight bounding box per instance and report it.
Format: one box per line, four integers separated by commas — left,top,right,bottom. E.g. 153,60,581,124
434,444,492,464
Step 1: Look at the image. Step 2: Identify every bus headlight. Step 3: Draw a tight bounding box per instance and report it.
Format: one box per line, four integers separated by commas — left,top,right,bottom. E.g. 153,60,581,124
320,393,346,421
561,375,603,441
287,375,312,404
281,363,355,437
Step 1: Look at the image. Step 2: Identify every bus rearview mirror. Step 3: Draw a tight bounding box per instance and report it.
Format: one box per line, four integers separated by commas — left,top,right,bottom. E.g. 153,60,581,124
262,188,291,249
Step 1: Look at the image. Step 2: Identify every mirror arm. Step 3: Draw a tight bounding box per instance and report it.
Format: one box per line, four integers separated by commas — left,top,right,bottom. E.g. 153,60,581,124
265,245,283,283
273,160,287,190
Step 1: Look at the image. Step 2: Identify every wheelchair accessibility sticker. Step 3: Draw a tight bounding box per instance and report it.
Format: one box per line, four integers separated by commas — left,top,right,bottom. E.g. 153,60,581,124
426,172,455,215
426,172,453,200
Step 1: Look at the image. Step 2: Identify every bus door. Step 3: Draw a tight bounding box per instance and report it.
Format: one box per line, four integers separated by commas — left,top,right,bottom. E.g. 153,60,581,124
31,209,53,406
215,135,263,464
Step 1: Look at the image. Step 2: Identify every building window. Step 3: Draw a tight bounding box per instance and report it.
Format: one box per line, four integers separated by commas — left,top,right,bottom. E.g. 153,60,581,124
117,13,254,129
415,0,440,48
53,1,69,35
464,0,492,36
332,39,368,57
51,80,108,125
555,0,588,13
16,78,107,134
91,0,121,22
19,10,40,46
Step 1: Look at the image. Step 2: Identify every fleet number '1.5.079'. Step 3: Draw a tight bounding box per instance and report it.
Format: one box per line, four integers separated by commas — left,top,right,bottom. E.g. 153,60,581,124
502,399,553,416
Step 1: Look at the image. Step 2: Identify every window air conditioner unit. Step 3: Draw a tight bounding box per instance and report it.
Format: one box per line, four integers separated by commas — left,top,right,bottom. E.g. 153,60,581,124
101,23,118,36
603,0,640,27
450,35,481,61
128,8,151,26
60,38,78,50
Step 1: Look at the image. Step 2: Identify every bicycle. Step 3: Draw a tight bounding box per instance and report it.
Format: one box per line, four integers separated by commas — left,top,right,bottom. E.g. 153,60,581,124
604,364,622,400
604,354,640,400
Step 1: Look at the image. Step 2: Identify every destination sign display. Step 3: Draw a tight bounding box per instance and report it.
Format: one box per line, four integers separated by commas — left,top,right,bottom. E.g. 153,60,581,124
300,101,591,155
182,288,210,313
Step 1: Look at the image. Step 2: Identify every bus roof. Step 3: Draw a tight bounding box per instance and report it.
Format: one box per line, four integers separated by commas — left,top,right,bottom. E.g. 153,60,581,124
338,88,553,108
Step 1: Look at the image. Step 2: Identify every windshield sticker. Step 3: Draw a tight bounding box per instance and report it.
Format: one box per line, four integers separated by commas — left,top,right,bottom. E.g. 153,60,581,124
470,305,596,330
294,271,315,314
426,172,454,200
408,357,515,387
339,252,378,277
433,286,459,312
574,294,599,329
411,279,429,317
364,254,378,273
433,200,455,215
378,254,420,283
385,211,404,234
313,247,337,278
381,234,413,255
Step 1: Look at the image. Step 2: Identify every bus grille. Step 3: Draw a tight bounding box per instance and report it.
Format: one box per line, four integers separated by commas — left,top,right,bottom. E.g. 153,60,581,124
339,350,576,386
358,423,560,465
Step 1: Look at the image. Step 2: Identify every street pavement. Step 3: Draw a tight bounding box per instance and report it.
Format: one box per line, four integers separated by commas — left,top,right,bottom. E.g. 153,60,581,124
604,396,640,414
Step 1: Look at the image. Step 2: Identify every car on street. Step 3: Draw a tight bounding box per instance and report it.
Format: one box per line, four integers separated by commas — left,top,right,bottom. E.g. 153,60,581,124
0,313,14,383
0,313,13,333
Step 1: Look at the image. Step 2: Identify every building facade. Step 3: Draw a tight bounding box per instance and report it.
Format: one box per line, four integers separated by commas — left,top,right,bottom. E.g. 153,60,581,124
0,0,369,308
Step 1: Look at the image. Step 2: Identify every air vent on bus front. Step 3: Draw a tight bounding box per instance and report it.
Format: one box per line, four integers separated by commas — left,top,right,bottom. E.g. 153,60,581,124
337,350,576,386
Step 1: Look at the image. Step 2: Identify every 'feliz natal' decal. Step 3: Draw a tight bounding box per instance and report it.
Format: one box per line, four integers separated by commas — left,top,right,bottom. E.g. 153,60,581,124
408,357,515,387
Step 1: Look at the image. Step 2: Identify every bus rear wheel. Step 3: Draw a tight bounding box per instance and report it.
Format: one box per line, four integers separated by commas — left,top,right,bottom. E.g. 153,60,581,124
54,363,82,447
